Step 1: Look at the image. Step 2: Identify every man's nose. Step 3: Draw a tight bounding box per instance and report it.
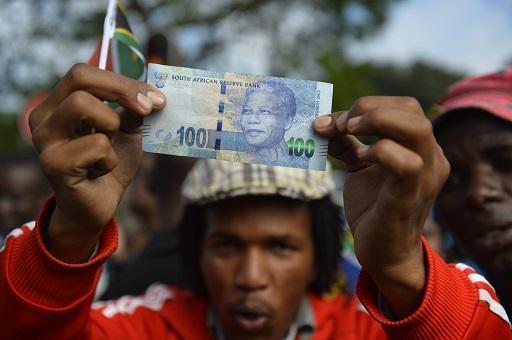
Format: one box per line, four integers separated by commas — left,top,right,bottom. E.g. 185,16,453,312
247,112,260,123
465,164,506,208
235,248,269,291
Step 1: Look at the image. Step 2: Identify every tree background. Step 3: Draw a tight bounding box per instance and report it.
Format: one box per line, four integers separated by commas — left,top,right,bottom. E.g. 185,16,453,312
0,0,465,153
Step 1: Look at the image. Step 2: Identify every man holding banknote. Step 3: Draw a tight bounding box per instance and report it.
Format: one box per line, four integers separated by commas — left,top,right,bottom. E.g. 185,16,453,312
1,63,510,339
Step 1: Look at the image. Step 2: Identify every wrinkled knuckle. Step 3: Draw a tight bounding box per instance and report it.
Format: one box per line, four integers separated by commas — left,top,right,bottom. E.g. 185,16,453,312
376,138,393,152
28,110,38,131
401,96,422,112
438,152,451,181
140,80,156,94
28,107,44,132
352,96,372,113
109,153,119,169
31,127,45,150
416,118,433,138
369,109,386,130
66,63,89,84
91,133,112,153
117,76,131,93
113,77,134,102
402,155,423,177
30,112,51,151
66,90,92,110
410,155,424,171
109,114,121,131
352,97,371,113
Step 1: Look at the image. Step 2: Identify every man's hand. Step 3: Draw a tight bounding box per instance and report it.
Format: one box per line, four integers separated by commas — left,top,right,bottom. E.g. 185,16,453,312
30,64,166,263
314,97,449,318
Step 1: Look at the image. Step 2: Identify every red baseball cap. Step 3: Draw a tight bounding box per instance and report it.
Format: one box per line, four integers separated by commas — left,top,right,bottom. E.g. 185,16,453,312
435,67,512,125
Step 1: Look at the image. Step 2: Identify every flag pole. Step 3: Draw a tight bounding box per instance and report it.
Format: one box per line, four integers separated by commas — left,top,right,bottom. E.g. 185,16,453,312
99,0,117,70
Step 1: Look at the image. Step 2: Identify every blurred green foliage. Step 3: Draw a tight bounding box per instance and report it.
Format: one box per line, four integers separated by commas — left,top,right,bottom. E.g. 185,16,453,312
0,115,30,153
319,52,463,111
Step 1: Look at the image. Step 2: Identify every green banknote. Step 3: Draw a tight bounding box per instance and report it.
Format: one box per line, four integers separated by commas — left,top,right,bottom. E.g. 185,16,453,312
143,64,333,170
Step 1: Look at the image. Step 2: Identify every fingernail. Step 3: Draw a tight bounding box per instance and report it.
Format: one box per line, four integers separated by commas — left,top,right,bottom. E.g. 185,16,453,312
314,115,332,129
147,91,165,106
347,116,362,132
137,92,152,111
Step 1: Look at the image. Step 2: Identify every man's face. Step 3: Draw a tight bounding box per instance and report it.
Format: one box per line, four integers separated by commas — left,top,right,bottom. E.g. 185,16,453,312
240,91,292,149
201,197,316,340
436,113,512,277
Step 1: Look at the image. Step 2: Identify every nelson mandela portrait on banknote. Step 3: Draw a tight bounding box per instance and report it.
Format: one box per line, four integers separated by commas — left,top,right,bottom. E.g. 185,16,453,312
239,79,308,168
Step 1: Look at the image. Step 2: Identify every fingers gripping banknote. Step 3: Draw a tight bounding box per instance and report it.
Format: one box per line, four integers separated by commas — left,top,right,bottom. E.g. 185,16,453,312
143,64,333,170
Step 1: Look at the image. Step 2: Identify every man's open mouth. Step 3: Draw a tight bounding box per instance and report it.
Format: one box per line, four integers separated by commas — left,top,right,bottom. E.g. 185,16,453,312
235,311,269,331
233,304,271,332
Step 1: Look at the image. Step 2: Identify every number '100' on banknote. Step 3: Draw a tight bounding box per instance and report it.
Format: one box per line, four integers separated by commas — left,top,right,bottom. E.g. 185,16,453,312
143,64,333,170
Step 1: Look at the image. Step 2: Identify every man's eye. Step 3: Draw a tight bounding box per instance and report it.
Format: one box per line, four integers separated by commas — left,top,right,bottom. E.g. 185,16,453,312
259,109,272,115
268,241,296,253
242,108,252,115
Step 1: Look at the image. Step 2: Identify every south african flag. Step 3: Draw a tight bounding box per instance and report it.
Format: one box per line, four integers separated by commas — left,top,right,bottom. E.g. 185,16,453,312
88,0,145,81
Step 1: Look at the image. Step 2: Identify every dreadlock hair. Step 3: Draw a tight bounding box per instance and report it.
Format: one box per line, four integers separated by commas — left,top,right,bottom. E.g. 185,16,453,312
178,195,344,296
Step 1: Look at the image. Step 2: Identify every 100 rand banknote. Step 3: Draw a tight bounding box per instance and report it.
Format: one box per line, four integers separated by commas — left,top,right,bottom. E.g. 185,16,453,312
143,64,333,170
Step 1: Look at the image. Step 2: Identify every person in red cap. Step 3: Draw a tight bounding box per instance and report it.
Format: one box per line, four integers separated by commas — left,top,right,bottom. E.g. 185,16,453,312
434,67,512,315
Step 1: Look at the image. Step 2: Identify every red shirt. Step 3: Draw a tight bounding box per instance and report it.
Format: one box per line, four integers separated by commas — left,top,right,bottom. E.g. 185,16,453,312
1,199,511,339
